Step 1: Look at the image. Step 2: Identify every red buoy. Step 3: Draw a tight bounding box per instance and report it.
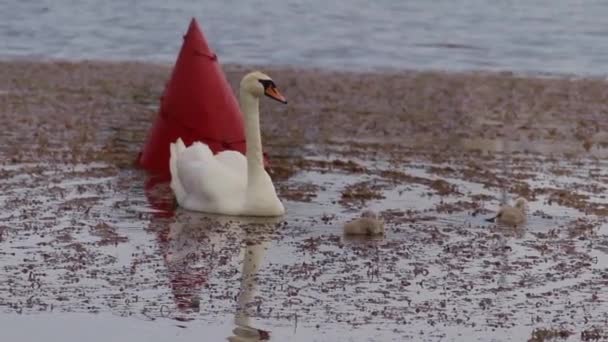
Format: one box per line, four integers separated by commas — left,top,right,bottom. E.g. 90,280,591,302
138,18,268,181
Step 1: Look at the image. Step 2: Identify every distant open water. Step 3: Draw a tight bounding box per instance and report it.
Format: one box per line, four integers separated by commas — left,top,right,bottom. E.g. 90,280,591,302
1,0,608,76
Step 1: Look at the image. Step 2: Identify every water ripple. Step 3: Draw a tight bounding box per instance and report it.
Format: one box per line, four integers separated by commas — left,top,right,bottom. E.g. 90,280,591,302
1,0,607,75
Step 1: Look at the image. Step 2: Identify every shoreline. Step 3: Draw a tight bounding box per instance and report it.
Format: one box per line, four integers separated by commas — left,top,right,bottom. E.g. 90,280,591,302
1,57,606,80
2,58,607,162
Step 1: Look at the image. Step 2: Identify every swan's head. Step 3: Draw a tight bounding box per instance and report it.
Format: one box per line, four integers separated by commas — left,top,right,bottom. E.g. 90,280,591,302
240,71,287,104
514,197,528,212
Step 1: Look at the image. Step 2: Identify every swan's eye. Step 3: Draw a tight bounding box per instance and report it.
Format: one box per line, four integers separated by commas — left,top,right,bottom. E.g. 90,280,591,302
258,79,276,89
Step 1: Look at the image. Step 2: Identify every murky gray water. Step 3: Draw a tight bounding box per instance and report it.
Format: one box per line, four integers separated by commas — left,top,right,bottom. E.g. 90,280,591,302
2,0,608,75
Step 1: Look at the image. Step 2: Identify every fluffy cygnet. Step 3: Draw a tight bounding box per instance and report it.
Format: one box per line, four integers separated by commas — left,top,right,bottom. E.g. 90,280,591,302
343,210,385,236
228,325,270,342
486,198,527,227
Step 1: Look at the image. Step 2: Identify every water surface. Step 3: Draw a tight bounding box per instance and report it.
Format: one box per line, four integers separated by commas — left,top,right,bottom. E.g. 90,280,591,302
2,0,608,75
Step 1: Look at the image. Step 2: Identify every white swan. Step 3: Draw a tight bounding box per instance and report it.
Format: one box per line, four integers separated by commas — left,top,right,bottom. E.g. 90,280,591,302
169,71,287,216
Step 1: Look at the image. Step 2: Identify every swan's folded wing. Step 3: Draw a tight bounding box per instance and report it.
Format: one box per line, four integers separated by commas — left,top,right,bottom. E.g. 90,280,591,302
215,151,247,178
176,158,208,199
181,142,214,161
175,147,247,207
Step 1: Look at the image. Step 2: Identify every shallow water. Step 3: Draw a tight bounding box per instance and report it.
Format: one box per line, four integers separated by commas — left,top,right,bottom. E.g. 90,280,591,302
2,0,608,75
2,140,608,341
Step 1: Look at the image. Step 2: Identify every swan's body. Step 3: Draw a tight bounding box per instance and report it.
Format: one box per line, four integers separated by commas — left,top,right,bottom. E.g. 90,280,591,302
169,71,287,216
343,210,385,236
486,197,527,227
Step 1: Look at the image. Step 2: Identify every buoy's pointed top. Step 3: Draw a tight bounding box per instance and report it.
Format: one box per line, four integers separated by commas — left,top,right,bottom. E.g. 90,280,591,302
182,17,215,58
186,17,202,37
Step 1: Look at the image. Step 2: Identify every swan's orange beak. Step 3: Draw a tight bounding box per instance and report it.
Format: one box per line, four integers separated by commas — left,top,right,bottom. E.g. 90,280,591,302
265,86,287,104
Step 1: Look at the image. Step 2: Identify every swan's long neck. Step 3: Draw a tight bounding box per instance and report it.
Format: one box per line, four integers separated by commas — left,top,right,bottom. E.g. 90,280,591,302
239,90,264,184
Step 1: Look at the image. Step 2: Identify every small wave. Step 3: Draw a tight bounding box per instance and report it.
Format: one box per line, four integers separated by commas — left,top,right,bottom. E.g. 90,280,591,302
414,42,486,51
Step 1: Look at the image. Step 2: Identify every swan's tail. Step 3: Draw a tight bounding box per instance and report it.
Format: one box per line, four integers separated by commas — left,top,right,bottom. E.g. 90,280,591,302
169,138,187,204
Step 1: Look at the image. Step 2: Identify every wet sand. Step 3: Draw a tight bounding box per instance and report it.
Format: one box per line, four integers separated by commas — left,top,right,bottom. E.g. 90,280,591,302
1,60,608,341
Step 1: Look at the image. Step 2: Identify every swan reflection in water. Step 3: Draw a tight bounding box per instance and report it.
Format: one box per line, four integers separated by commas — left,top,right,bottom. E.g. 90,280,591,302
228,218,275,342
163,212,279,341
